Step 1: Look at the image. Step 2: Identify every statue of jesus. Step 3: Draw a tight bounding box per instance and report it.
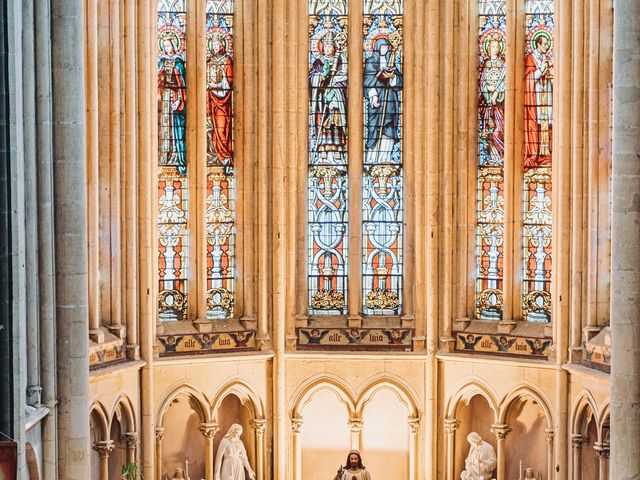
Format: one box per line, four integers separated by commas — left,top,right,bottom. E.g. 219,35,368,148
334,450,371,480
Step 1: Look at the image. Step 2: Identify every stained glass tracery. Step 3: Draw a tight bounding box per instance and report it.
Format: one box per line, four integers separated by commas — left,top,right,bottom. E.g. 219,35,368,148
206,0,236,319
475,0,506,320
308,0,349,315
522,0,553,322
158,0,188,320
362,0,403,315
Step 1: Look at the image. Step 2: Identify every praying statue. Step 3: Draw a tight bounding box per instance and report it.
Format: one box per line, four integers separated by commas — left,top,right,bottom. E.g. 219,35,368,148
170,467,188,480
460,432,496,480
214,424,256,480
521,467,541,480
334,450,371,480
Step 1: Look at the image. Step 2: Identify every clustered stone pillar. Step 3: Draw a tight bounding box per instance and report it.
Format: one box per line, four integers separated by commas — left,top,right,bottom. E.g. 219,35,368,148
200,422,219,480
124,432,139,465
571,433,583,480
611,1,640,479
93,440,114,480
594,441,610,480
291,418,303,480
252,419,266,480
545,429,554,480
491,424,511,480
444,419,459,480
155,427,165,480
408,418,420,480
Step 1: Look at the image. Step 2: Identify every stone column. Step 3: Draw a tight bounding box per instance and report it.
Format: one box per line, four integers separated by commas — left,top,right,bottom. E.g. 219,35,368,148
571,433,583,480
155,427,165,480
200,423,219,480
93,440,114,480
444,419,459,480
408,418,420,480
545,429,555,480
51,0,89,477
611,1,640,479
252,419,266,480
291,418,303,480
123,432,138,465
594,442,609,480
34,0,57,472
491,424,511,480
348,418,364,453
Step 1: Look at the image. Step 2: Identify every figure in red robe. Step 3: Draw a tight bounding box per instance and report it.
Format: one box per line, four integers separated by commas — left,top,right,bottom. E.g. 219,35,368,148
524,33,553,168
207,38,233,163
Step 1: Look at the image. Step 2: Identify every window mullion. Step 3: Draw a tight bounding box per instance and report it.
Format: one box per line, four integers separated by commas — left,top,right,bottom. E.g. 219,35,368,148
501,0,518,323
511,0,526,322
348,0,363,321
188,0,207,321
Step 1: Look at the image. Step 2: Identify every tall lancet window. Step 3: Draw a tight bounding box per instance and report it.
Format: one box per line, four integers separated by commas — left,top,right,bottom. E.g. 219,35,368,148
157,0,189,320
205,0,236,319
362,0,404,316
522,0,553,322
475,0,506,320
307,0,349,315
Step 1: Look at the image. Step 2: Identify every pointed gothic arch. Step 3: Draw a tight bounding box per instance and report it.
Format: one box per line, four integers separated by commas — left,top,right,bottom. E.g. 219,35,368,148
156,383,210,427
498,384,553,428
445,378,500,422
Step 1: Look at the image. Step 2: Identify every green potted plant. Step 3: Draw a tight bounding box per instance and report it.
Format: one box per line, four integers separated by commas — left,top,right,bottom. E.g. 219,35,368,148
121,462,142,480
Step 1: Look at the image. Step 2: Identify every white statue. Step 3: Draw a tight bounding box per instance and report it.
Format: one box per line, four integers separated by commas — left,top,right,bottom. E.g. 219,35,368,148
214,424,256,480
460,432,496,480
170,467,189,480
521,467,541,480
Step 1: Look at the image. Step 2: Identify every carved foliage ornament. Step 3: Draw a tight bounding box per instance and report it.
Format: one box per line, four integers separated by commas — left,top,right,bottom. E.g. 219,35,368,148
311,288,345,310
365,287,399,309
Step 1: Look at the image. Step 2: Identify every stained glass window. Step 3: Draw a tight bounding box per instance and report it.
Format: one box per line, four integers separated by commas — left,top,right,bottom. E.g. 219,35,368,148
157,0,188,320
522,0,553,322
206,0,236,319
475,0,506,320
308,0,349,315
362,0,403,315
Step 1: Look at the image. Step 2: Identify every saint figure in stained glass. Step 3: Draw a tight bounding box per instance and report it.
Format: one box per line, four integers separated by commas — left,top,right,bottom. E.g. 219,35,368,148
479,34,506,165
207,32,233,163
158,30,187,174
308,1,349,314
522,0,553,323
362,4,403,315
310,31,348,164
364,35,403,164
524,31,553,167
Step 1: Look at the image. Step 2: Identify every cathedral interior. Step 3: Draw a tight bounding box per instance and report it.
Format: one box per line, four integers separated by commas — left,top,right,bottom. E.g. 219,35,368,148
1,0,639,479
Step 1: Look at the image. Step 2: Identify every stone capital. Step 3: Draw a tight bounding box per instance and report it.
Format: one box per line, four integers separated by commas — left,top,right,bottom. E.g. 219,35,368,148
93,440,115,459
544,428,554,445
571,433,583,450
291,417,304,434
348,418,364,433
444,418,460,434
594,442,610,459
490,424,512,440
155,427,165,442
408,417,420,434
199,422,220,439
123,432,139,448
251,419,266,435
